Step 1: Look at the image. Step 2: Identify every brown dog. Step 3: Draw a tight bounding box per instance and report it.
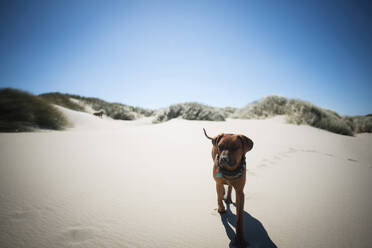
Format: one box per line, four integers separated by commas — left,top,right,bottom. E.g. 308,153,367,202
204,128,253,247
93,110,104,118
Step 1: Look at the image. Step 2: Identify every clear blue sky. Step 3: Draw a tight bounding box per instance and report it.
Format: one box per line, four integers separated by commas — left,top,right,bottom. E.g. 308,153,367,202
1,0,371,115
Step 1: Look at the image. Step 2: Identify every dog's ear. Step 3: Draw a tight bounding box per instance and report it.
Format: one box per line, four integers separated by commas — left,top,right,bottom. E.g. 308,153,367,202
212,134,224,147
238,135,253,153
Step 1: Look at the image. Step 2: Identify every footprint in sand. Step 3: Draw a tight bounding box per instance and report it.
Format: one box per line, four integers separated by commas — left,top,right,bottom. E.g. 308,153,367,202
278,153,289,158
63,227,95,243
257,163,267,168
274,155,281,160
10,209,39,221
210,208,219,216
287,148,297,153
303,149,317,153
268,160,276,165
324,153,334,157
347,158,358,163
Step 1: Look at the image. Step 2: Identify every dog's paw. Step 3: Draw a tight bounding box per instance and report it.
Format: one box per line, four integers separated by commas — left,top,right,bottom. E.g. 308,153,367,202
233,236,248,248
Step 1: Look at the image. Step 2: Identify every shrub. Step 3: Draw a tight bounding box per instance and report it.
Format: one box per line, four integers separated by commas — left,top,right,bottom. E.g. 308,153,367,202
68,95,153,120
153,102,225,123
0,88,68,132
342,115,372,133
285,99,353,136
232,96,288,119
221,106,238,118
39,92,86,112
234,95,355,136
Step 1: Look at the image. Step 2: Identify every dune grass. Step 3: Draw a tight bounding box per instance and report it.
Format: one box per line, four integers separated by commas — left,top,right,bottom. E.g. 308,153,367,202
232,96,288,119
232,96,371,136
39,92,86,112
38,92,153,120
69,95,154,120
342,115,372,134
153,102,226,123
0,88,68,132
4,88,370,136
285,99,353,136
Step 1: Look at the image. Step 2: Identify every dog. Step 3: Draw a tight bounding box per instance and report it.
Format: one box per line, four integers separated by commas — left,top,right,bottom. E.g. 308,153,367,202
204,128,253,247
93,110,104,118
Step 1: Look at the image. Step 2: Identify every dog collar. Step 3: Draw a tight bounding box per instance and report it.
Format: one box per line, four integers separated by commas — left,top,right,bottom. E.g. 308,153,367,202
216,154,246,180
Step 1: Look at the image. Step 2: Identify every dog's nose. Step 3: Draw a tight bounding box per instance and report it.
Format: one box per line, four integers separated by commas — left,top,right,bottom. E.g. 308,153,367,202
220,154,229,164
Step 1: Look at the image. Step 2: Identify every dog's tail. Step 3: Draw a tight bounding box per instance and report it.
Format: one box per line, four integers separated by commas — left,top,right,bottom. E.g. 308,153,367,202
203,128,213,140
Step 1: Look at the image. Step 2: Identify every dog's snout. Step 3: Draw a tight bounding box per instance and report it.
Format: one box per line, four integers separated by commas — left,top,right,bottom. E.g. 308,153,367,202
220,154,229,163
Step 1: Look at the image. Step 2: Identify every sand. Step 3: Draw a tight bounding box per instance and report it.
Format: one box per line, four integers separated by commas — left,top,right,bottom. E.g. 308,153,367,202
0,106,371,248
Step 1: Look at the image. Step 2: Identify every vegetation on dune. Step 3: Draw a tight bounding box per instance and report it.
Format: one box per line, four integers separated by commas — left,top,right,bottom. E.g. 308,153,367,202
69,95,154,120
233,95,371,136
232,96,288,119
39,92,85,112
153,102,226,123
3,88,371,136
0,88,68,132
221,106,238,118
39,92,153,120
285,99,353,136
342,115,372,134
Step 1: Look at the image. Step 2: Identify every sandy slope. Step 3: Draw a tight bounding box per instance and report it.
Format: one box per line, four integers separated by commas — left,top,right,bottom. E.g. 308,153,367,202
0,107,371,248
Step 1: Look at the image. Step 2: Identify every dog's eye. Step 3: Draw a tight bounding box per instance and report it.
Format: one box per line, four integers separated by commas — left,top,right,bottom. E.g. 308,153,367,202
231,146,239,151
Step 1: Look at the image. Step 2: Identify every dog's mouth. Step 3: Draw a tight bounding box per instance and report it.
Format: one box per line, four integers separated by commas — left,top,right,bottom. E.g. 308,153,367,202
219,159,236,168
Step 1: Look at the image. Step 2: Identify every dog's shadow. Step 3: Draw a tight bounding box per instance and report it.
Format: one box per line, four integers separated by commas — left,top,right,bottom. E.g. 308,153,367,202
220,203,277,248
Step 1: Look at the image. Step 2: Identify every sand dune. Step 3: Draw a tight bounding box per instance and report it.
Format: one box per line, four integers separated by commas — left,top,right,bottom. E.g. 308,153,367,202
0,106,371,248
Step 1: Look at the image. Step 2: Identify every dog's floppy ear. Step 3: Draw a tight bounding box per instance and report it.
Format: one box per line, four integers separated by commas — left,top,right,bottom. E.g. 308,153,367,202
238,135,253,153
212,134,224,147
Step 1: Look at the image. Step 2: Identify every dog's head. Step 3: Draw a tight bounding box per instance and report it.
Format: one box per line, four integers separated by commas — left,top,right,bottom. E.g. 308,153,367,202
204,129,253,169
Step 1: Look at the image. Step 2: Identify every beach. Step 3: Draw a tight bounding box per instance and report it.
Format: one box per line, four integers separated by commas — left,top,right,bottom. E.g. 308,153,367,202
1,106,371,248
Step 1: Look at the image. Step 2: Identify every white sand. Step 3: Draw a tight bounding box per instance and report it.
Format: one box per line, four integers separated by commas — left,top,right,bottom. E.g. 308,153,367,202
0,107,371,248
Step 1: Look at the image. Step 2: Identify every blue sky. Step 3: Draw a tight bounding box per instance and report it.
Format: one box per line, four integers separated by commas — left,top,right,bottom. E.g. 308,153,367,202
1,0,371,115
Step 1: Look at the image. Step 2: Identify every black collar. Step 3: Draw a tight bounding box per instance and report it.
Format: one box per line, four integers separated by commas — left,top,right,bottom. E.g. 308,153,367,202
216,154,246,180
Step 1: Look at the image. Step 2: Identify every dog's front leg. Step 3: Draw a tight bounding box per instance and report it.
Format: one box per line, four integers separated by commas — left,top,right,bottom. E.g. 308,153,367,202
225,185,232,204
216,183,226,213
235,189,246,246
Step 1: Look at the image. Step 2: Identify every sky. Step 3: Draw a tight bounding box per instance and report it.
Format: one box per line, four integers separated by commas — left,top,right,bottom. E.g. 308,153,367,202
0,0,371,115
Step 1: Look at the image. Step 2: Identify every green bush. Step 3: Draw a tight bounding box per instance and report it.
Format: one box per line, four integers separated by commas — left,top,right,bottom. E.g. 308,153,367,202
68,95,153,120
0,88,68,132
234,96,356,136
221,106,238,118
342,115,372,133
39,92,85,112
7,89,370,136
233,96,288,119
285,99,353,136
153,102,225,123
